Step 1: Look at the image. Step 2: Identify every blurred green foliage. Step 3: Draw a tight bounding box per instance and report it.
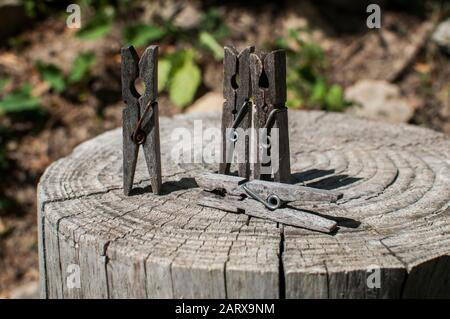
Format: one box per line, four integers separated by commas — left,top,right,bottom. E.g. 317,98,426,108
68,52,97,83
198,8,229,40
15,2,350,111
21,0,58,18
35,51,96,93
199,31,224,60
123,23,166,47
158,50,201,108
76,5,115,40
119,8,229,108
168,53,201,108
276,29,349,111
0,84,41,114
36,61,66,92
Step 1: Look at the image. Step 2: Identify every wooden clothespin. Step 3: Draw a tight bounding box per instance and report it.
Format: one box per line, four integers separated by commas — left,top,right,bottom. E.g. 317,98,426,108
195,46,350,232
219,46,255,179
250,50,291,183
196,173,342,233
121,45,162,195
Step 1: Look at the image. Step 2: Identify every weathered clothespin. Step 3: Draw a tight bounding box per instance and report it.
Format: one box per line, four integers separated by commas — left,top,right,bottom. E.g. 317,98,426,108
196,173,342,233
219,46,255,179
121,45,162,195
250,50,291,183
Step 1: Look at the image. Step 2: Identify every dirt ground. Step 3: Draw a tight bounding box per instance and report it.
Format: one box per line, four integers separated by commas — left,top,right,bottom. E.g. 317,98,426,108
0,1,449,297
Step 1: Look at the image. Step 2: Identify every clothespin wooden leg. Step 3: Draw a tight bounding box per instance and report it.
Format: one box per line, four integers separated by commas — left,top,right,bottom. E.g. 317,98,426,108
250,51,267,181
219,46,254,179
121,46,140,195
250,50,291,183
266,51,291,183
139,46,162,195
273,107,291,182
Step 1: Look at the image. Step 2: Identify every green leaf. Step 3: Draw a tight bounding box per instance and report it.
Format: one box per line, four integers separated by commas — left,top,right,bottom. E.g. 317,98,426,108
199,31,224,60
165,50,192,71
36,61,66,92
169,59,201,108
325,85,345,111
158,59,171,92
76,7,114,40
123,23,166,47
0,84,40,113
310,80,327,104
68,52,96,83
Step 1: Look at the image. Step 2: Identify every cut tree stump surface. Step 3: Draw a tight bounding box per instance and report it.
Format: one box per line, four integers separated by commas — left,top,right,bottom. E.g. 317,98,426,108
38,110,450,299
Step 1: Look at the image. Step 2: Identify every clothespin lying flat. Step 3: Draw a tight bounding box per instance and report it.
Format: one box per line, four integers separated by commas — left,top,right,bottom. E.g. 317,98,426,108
250,50,291,183
219,46,255,179
196,173,343,233
121,45,162,195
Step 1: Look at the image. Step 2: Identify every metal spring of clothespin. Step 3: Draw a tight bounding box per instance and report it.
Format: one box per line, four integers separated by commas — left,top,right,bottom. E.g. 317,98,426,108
131,99,158,145
242,183,282,210
121,45,162,195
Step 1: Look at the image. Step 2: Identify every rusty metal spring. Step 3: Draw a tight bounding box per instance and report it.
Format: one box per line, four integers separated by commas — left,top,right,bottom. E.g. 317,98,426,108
132,99,157,145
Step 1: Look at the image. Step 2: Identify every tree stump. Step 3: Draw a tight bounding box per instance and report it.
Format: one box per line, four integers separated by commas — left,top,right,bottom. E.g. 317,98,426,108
38,111,450,299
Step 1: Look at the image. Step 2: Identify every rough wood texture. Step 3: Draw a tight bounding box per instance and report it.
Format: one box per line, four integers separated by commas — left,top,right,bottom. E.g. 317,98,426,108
195,173,341,232
219,46,254,178
196,173,246,193
38,111,450,299
239,179,342,202
198,191,337,233
250,50,291,182
196,173,341,202
121,45,162,195
121,46,140,195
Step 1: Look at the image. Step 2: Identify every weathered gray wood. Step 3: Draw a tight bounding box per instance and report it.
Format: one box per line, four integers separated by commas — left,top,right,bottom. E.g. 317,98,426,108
250,50,291,182
121,45,162,195
246,200,333,232
198,190,241,213
37,183,49,298
196,173,342,203
139,45,162,195
219,46,254,178
195,173,246,193
198,191,337,233
195,173,341,232
121,46,140,195
38,111,450,299
243,179,341,202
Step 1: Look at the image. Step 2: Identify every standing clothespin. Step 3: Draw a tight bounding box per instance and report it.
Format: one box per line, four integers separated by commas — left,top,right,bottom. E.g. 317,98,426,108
250,50,291,183
121,45,162,195
219,46,254,179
